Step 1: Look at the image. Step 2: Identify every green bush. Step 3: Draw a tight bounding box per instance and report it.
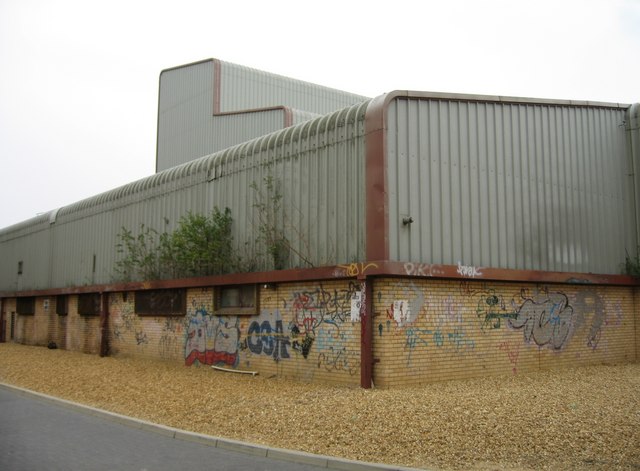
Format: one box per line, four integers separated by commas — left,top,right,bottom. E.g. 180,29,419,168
624,248,640,278
115,208,238,282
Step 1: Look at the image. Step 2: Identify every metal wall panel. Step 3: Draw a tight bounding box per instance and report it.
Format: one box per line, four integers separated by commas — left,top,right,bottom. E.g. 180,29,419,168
156,59,368,172
386,96,635,274
220,61,368,115
0,101,368,290
627,103,640,250
0,216,51,291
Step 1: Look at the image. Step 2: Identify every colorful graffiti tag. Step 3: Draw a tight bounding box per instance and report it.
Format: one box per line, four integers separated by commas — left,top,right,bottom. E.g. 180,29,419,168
185,307,240,367
245,310,291,361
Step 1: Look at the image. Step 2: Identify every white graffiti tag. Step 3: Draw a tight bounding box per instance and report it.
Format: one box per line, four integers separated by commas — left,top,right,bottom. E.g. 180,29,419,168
457,261,483,278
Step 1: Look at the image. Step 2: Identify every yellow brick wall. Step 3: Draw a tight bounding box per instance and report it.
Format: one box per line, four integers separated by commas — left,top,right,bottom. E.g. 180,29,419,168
636,287,640,361
51,299,68,349
373,278,638,387
65,295,101,354
4,277,637,387
108,280,362,385
109,291,186,363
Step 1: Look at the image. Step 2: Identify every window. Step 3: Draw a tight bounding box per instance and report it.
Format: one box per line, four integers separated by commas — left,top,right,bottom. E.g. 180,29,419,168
56,295,68,316
16,297,35,315
17,261,23,275
134,289,186,316
78,293,101,316
214,284,258,315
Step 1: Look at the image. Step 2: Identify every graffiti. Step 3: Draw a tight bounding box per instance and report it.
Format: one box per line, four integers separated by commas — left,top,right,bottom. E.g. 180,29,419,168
457,261,483,278
115,304,135,336
159,334,178,359
313,326,344,351
428,295,463,326
317,346,360,376
405,328,434,354
390,300,411,327
509,289,574,350
447,328,475,353
404,326,474,366
605,301,623,327
246,310,290,361
350,290,363,322
337,262,378,277
158,317,183,359
135,330,148,345
291,331,314,358
474,289,518,331
386,291,422,328
404,262,444,277
291,283,359,335
573,291,606,349
185,307,240,367
498,340,520,374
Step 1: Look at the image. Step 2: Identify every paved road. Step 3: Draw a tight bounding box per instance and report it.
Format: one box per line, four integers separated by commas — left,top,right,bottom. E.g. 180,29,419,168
0,386,339,471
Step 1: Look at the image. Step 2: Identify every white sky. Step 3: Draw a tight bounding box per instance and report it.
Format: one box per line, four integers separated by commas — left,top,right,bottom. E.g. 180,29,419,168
1,0,639,229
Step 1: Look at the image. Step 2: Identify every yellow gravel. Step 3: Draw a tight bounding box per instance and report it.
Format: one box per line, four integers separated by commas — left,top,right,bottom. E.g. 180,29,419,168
0,343,638,470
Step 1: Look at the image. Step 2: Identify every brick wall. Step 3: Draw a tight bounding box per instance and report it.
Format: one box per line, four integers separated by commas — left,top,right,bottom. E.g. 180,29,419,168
108,280,362,385
4,278,638,387
373,278,637,387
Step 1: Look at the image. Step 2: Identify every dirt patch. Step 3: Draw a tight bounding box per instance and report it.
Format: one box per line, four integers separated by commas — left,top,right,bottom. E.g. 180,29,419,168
0,343,638,470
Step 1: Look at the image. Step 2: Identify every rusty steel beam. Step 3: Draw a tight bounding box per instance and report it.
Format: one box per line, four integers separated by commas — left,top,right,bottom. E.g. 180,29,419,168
1,261,637,299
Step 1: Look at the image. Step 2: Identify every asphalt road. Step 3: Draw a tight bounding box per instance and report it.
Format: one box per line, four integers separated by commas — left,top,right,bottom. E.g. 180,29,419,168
0,386,333,471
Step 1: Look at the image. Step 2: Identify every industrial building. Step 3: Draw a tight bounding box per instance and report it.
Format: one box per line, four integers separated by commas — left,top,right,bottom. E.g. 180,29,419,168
1,58,638,387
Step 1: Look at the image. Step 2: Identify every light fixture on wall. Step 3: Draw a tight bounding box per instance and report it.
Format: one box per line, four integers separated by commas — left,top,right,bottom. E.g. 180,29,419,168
402,216,414,226
262,283,276,290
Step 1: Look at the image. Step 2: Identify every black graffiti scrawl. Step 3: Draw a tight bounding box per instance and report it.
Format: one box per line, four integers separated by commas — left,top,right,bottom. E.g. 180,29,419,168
509,289,574,350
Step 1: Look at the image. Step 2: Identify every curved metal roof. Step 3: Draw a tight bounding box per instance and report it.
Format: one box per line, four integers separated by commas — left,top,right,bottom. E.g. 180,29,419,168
0,99,370,235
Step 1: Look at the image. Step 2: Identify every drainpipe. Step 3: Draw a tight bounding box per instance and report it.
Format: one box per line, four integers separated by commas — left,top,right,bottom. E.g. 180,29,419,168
628,103,640,250
359,275,373,388
0,298,4,343
99,292,110,357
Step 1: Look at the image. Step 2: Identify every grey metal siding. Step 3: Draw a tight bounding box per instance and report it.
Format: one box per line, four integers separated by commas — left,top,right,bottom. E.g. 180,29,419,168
627,103,640,251
219,62,368,114
156,59,368,172
0,102,368,290
386,96,634,274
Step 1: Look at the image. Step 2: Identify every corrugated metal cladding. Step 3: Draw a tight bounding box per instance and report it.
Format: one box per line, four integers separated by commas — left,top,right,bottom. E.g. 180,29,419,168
386,96,635,274
156,59,368,172
219,61,368,115
629,103,640,246
0,101,369,291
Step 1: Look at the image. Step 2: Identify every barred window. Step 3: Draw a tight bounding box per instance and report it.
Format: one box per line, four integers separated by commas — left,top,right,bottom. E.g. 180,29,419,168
214,284,258,315
134,289,186,316
56,295,68,316
16,297,35,315
78,293,101,316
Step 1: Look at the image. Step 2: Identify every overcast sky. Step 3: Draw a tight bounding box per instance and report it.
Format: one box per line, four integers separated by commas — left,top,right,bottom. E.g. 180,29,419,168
1,0,639,229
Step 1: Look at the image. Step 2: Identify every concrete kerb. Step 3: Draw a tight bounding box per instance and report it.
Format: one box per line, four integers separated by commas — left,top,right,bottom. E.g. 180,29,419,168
0,383,427,471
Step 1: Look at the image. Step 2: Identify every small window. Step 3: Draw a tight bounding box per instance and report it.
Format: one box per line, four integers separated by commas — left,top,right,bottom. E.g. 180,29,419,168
56,295,68,316
214,284,258,315
78,293,101,316
135,289,186,316
16,297,35,315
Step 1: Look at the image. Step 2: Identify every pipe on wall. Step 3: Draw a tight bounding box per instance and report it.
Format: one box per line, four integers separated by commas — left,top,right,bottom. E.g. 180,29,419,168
99,292,109,357
359,276,373,388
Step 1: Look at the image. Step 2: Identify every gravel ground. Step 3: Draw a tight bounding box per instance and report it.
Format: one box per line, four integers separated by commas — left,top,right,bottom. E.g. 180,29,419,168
0,343,638,470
